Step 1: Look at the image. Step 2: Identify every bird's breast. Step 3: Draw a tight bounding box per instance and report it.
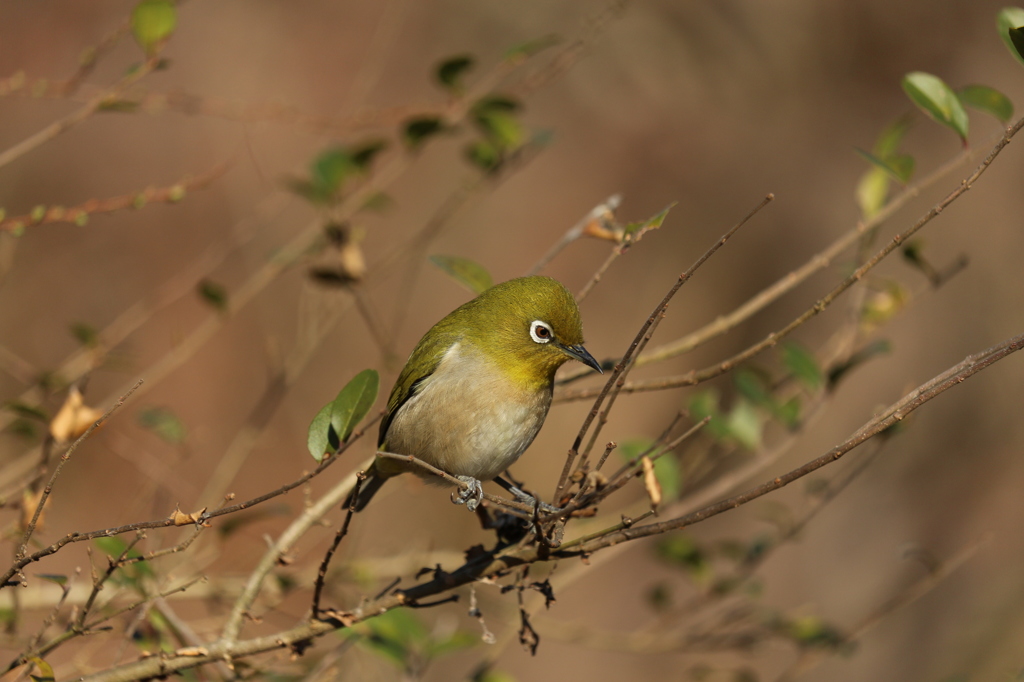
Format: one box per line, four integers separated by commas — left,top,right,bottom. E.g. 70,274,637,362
381,343,553,481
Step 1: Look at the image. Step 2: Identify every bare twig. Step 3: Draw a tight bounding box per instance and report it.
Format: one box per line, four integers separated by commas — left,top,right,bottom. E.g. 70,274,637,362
12,380,143,572
0,57,161,170
526,194,621,276
552,194,772,503
558,116,1024,403
0,160,231,233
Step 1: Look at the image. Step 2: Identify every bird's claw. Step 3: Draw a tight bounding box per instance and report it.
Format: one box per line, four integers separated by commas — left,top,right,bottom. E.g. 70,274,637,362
508,485,560,514
453,476,484,512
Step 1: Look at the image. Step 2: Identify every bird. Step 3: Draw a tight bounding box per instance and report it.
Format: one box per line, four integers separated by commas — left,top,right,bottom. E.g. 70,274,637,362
348,275,602,512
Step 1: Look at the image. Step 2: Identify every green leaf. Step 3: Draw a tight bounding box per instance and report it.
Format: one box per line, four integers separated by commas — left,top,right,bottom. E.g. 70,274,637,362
428,254,493,294
351,139,387,170
403,116,447,150
465,139,501,172
655,535,712,584
472,96,523,150
307,370,379,463
69,322,100,348
94,536,129,558
306,400,338,461
854,148,914,184
827,339,891,388
311,147,359,196
873,115,913,158
652,454,681,503
5,401,49,422
776,396,801,429
902,72,969,141
1011,26,1024,65
957,85,1014,123
623,202,676,239
998,7,1024,66
725,399,762,450
733,367,773,407
361,191,393,212
436,55,475,92
197,279,228,311
36,574,68,587
856,166,890,219
138,407,187,444
781,342,822,390
326,370,379,461
688,390,730,440
131,0,177,56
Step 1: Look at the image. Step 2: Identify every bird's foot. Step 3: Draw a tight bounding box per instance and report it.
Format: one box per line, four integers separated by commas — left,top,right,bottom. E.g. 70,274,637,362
507,485,561,514
453,475,484,512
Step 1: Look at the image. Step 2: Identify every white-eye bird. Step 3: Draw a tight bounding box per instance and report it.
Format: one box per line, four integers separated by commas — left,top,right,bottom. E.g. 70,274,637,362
349,275,602,512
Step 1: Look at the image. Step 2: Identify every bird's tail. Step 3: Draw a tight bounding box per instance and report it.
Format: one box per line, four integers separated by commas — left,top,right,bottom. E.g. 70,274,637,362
345,468,388,512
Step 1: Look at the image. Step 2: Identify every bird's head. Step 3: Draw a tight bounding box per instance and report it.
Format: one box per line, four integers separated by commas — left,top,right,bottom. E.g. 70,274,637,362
454,276,603,389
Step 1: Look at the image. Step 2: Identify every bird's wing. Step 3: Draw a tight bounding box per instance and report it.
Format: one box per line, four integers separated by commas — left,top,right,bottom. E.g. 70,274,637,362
378,323,461,447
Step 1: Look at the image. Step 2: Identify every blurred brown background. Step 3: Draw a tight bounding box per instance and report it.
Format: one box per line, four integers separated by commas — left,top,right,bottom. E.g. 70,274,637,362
2,0,1024,680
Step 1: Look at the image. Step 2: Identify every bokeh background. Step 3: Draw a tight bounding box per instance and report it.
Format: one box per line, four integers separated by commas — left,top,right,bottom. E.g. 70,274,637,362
2,1,1024,680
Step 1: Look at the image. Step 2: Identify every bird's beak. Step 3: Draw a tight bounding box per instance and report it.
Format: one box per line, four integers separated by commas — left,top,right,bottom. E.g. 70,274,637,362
560,343,604,374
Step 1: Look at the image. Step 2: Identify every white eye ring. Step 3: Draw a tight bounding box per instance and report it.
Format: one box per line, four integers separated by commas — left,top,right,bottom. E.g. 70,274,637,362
530,320,553,344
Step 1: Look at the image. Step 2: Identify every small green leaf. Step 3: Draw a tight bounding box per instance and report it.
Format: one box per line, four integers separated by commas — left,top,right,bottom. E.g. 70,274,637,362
998,8,1024,66
623,202,676,239
131,0,177,56
436,55,475,91
351,139,387,170
197,279,228,311
36,574,68,587
688,390,730,440
781,342,822,390
5,401,49,422
403,116,447,150
957,84,1014,123
70,322,99,348
138,407,187,444
827,339,892,388
856,166,890,219
428,254,493,294
94,536,129,559
330,369,379,446
873,115,913,158
655,535,712,584
97,98,142,113
776,396,801,429
733,367,773,407
652,454,681,503
26,657,54,682
306,400,338,461
1010,26,1024,65
361,190,393,212
902,72,969,141
854,148,914,184
311,147,359,196
726,399,762,450
465,139,501,172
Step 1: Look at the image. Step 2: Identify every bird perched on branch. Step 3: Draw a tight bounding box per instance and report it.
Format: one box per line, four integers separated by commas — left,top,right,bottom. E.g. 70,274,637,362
348,275,602,512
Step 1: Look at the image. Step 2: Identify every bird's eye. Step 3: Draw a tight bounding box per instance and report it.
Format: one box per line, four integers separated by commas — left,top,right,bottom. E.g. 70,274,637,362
530,320,553,344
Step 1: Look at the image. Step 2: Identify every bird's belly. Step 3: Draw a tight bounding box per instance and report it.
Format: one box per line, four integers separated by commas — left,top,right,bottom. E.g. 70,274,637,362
382,354,552,482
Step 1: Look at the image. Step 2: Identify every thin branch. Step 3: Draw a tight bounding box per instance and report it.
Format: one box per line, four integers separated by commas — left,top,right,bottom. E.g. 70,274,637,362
551,194,772,503
0,160,231,234
556,137,984,386
526,194,621,276
0,57,161,170
557,115,1024,403
561,330,1024,555
12,380,143,571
